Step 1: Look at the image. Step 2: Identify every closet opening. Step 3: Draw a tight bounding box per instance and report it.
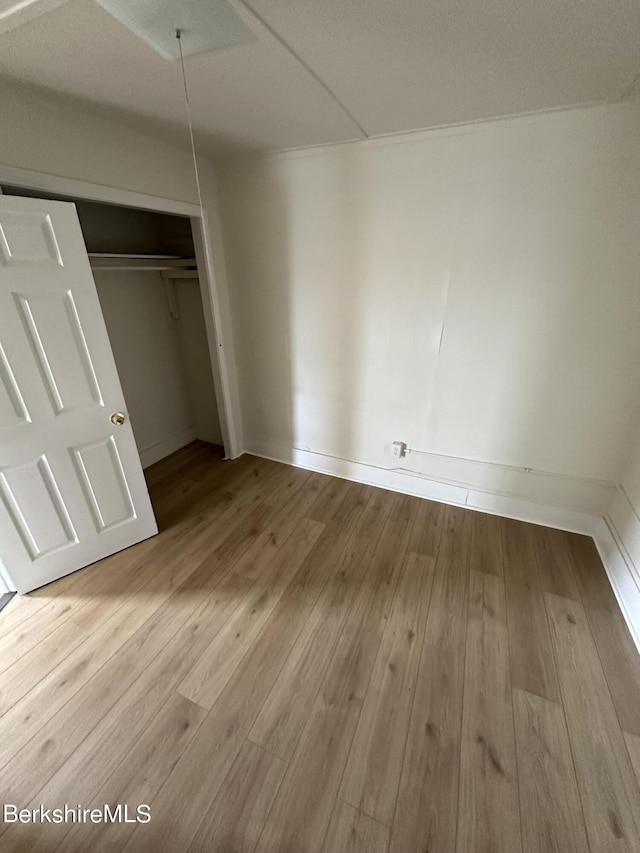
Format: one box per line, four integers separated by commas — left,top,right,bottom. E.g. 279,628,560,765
1,184,226,489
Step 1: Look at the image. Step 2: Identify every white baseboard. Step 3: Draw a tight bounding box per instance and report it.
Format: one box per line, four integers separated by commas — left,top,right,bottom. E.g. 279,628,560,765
399,448,613,516
245,438,640,655
607,487,640,577
245,438,599,535
598,487,640,653
139,427,197,469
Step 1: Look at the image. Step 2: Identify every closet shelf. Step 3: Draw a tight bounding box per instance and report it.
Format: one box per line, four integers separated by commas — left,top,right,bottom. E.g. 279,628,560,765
88,253,197,271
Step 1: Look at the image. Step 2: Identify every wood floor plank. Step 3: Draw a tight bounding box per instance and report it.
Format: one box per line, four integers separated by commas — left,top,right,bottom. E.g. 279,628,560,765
0,535,159,643
3,445,637,853
457,570,520,853
513,687,589,853
407,498,445,557
0,595,49,639
29,541,148,602
148,477,230,532
266,467,328,515
122,595,312,853
469,510,504,577
68,466,281,634
59,696,207,853
148,446,226,521
0,598,78,675
146,464,199,503
177,517,324,710
148,448,202,487
0,564,249,807
167,455,285,533
254,494,417,853
307,475,353,524
259,463,314,509
501,505,560,704
340,551,434,825
144,439,200,475
327,481,371,529
0,617,88,714
249,534,376,760
0,529,159,637
5,694,207,853
187,740,286,853
351,486,394,541
0,589,183,773
503,517,539,589
62,529,200,629
232,472,330,580
321,800,390,853
150,452,272,529
624,733,640,791
65,512,224,636
71,507,226,631
167,454,290,525
567,533,640,737
286,522,354,605
207,502,273,565
532,526,580,599
506,579,560,702
144,440,217,487
389,491,420,526
9,570,252,817
546,592,640,852
390,504,471,853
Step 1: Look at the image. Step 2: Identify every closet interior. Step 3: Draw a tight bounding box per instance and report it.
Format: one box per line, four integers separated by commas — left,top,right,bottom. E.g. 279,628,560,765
1,184,223,470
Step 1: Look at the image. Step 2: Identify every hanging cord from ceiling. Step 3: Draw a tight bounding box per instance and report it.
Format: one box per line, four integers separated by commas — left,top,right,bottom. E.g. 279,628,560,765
176,28,207,218
175,25,222,301
175,29,228,337
175,28,230,460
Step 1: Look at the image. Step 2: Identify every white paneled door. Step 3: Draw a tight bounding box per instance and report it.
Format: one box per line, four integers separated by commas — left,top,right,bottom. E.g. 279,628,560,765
0,195,157,593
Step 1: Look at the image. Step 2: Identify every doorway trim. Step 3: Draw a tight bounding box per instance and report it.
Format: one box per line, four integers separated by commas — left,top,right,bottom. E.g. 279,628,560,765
0,164,241,462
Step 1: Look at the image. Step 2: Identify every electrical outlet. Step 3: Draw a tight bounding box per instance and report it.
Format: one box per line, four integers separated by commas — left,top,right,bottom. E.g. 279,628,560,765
391,441,407,459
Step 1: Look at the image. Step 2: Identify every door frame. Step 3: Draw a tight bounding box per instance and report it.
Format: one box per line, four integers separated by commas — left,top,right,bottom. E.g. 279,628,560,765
0,164,242,466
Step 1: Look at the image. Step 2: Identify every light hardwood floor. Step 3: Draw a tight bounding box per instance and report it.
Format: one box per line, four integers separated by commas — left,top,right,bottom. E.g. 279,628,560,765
1,441,640,852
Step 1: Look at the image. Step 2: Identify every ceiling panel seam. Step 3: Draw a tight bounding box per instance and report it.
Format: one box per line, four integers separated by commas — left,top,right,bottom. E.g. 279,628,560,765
236,0,369,139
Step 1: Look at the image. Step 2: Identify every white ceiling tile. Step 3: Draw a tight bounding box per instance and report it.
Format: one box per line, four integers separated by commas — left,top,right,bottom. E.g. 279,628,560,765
0,0,638,152
246,0,640,135
0,0,74,35
0,0,361,153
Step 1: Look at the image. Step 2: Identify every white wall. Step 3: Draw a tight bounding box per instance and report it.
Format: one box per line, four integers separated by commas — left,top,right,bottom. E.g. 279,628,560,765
217,102,640,514
174,277,223,446
94,270,196,466
0,77,241,454
0,79,200,202
94,270,222,465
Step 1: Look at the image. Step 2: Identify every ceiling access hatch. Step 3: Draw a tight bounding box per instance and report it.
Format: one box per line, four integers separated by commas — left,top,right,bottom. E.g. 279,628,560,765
94,0,257,60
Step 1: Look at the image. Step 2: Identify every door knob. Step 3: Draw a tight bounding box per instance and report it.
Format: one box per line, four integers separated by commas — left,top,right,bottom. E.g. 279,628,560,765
110,412,126,426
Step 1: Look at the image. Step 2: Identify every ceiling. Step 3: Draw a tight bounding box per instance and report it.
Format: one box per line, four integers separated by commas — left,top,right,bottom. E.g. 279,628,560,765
0,0,639,155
